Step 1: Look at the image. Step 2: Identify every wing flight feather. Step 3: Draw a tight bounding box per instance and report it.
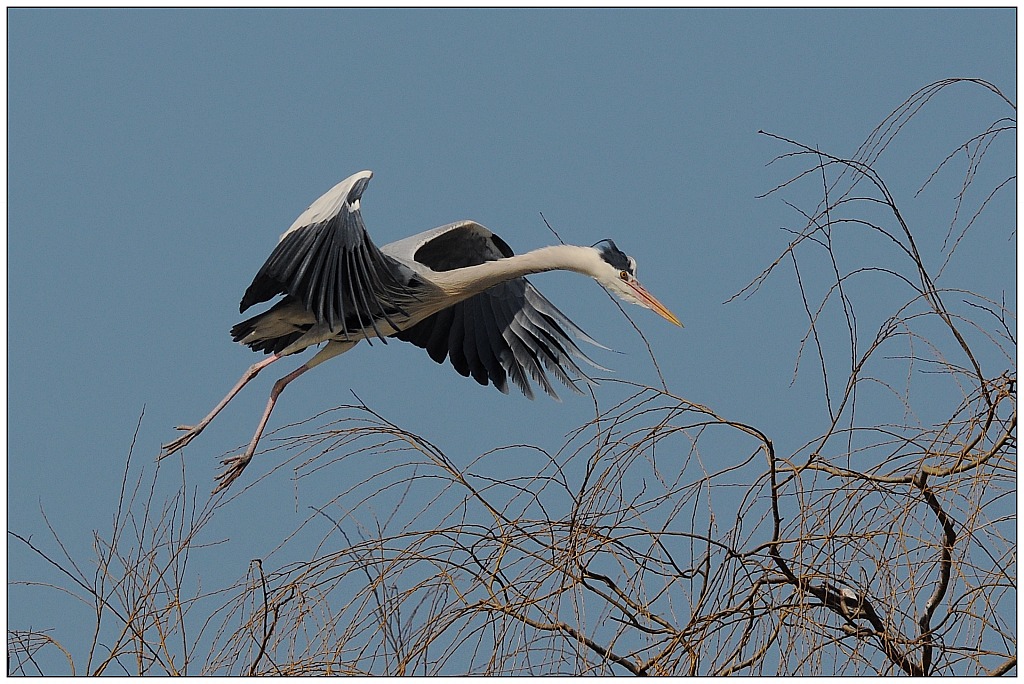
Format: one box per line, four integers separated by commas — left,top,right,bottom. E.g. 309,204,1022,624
392,221,603,399
238,172,413,341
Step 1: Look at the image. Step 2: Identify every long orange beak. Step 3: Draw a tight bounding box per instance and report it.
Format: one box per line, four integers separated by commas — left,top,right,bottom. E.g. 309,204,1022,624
628,280,683,327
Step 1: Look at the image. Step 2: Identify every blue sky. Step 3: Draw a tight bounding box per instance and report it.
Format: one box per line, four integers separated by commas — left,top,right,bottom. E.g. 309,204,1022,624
7,8,1015,674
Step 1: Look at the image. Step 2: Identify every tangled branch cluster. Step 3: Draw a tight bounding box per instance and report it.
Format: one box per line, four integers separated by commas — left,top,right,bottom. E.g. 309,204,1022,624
9,79,1015,676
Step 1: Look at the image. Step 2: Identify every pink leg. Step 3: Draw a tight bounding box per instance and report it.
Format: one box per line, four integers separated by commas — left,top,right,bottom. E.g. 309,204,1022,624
212,363,310,493
161,354,281,459
211,340,355,493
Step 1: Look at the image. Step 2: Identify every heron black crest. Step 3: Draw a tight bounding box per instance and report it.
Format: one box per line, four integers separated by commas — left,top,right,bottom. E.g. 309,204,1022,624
593,239,636,275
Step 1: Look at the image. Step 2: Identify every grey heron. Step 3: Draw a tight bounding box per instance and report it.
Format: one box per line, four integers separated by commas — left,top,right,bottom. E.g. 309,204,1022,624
162,170,681,492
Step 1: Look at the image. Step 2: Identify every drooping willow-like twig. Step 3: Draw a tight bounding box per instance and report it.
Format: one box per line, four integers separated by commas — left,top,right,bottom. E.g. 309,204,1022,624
8,79,1015,676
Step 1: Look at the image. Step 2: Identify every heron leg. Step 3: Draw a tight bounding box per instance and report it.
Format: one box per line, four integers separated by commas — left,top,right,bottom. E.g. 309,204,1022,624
161,353,283,459
213,341,355,493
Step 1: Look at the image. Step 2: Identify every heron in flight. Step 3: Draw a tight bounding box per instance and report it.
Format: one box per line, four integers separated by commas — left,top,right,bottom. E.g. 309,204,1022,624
162,170,681,492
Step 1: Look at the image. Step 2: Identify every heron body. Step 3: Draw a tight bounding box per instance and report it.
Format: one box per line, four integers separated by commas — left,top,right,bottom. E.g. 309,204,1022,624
163,170,680,492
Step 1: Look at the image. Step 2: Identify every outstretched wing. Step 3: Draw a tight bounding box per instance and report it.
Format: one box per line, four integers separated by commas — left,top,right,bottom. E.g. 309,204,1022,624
386,221,606,400
239,170,413,340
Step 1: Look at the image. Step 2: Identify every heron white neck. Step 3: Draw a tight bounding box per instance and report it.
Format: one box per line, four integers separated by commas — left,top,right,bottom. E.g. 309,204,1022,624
431,244,603,298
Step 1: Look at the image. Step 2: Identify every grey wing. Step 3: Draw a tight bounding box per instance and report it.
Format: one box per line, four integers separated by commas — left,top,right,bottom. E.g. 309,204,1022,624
239,171,414,340
391,221,606,400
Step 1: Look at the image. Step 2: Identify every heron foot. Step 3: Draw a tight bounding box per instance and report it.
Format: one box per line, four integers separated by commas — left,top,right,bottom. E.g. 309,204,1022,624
212,453,253,494
161,427,201,460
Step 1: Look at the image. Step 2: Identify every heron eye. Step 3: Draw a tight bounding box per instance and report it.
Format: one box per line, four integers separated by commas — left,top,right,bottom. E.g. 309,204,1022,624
619,270,630,281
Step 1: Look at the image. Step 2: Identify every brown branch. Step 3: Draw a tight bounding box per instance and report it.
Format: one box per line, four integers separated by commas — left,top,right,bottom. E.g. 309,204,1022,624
912,471,957,675
988,655,1017,676
487,601,648,675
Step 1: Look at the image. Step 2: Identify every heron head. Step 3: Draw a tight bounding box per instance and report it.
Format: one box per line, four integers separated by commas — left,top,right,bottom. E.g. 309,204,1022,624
591,240,682,327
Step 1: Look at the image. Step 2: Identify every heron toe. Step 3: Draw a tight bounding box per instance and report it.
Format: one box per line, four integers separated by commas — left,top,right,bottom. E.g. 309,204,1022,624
161,430,200,458
212,454,252,494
